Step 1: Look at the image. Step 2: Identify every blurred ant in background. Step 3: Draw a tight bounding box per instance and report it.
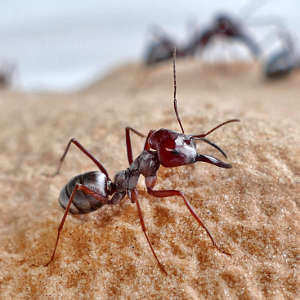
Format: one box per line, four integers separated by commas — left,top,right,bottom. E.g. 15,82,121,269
144,12,261,65
144,0,300,76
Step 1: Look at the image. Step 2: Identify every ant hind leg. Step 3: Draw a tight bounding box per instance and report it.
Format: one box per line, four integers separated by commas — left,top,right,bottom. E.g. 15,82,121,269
45,183,108,266
52,138,110,179
129,189,167,275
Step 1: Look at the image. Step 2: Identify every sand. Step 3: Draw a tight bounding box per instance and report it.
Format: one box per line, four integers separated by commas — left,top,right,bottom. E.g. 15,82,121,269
0,60,299,299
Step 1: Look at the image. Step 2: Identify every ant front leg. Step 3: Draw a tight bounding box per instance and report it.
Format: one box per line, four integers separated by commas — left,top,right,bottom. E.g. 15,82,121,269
45,183,108,266
145,177,231,256
129,188,167,275
53,138,109,178
125,127,145,165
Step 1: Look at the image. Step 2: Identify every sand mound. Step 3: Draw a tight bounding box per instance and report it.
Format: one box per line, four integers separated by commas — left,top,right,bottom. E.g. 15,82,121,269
0,60,299,299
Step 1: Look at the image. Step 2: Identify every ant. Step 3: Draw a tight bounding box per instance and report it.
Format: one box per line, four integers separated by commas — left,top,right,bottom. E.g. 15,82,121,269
45,49,239,274
144,13,261,65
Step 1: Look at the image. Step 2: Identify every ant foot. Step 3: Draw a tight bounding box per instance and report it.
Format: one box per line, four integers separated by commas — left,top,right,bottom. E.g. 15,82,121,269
216,246,232,256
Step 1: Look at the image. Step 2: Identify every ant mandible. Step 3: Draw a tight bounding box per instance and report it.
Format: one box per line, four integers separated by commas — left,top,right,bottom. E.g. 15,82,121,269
45,49,239,274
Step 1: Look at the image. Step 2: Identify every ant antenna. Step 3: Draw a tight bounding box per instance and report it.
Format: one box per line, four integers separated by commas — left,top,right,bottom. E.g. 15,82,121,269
173,48,185,134
192,119,240,138
172,48,239,136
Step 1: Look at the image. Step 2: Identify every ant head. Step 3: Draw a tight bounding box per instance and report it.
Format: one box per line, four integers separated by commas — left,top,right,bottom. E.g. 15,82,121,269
149,129,233,169
149,129,197,167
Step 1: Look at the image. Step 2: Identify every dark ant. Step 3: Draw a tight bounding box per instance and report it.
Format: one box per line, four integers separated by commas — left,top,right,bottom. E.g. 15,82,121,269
144,13,260,66
45,50,239,274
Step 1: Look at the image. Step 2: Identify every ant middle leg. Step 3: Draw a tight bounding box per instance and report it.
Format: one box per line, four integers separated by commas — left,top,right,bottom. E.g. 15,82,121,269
145,182,231,256
53,138,109,178
129,188,167,275
45,183,108,266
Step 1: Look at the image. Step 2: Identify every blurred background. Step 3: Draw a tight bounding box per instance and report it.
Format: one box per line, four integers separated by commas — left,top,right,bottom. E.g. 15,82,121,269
0,0,299,91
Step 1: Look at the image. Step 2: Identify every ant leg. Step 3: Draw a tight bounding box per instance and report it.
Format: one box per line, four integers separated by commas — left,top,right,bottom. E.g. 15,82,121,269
235,32,260,58
146,183,231,256
53,138,109,179
45,183,108,266
125,127,145,165
129,189,167,275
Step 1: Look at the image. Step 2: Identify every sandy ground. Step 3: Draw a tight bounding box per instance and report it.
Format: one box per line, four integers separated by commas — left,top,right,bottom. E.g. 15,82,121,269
0,60,299,299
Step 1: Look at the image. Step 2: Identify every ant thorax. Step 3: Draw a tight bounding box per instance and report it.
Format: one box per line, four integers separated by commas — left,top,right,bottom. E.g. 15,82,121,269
113,150,160,193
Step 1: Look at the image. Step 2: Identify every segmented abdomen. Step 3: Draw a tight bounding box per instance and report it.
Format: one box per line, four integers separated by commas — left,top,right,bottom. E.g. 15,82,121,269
59,171,109,214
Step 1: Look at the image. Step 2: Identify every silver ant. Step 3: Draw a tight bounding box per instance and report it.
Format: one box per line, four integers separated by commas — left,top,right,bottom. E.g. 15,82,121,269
45,50,239,274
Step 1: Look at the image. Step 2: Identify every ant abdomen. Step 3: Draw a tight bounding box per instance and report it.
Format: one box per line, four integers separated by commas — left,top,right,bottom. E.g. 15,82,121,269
59,171,110,214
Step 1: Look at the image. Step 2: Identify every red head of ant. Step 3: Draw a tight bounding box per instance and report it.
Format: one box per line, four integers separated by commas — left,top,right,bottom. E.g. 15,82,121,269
149,129,197,167
148,121,238,169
